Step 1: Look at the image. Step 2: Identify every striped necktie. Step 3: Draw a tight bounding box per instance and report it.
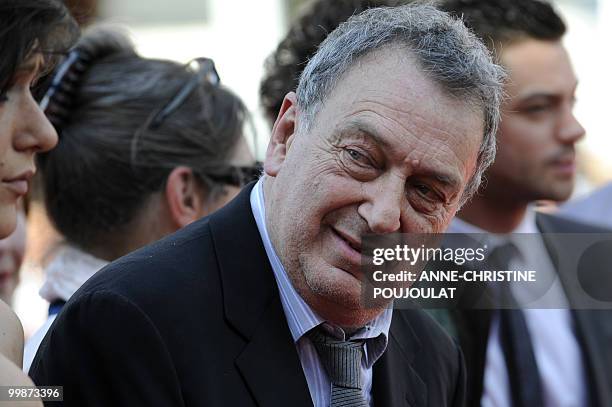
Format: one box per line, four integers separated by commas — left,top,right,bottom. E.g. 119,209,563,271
308,327,368,407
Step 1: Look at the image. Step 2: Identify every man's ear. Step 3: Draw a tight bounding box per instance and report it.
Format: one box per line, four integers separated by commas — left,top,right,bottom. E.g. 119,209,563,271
265,92,299,177
164,166,206,229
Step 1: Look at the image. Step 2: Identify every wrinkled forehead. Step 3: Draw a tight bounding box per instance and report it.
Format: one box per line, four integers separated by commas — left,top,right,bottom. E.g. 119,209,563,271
319,47,484,136
324,45,483,116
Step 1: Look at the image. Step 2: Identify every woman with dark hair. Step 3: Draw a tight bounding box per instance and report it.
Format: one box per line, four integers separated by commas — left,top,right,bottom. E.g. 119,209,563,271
0,0,77,397
0,0,77,237
24,27,258,371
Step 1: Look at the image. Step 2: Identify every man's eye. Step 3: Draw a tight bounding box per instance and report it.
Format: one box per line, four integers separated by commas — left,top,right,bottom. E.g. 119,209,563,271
521,103,552,115
345,148,371,165
411,183,441,202
0,91,8,103
415,184,432,196
347,148,363,159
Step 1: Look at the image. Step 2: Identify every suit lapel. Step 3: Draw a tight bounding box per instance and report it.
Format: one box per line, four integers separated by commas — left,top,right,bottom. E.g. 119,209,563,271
235,294,313,407
372,311,426,407
209,183,312,407
570,311,612,407
452,309,492,407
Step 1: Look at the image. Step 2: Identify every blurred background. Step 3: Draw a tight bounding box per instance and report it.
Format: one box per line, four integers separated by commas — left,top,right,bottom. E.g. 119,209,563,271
11,0,612,338
102,0,612,187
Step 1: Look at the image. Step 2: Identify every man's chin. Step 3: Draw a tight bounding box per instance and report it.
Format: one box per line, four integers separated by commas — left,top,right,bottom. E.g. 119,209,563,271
526,178,574,203
297,258,390,325
540,185,574,203
308,278,364,310
313,298,389,330
306,279,391,327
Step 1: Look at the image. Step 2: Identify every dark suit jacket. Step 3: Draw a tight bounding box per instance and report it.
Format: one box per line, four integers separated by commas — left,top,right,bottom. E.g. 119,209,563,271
30,183,466,407
447,213,612,406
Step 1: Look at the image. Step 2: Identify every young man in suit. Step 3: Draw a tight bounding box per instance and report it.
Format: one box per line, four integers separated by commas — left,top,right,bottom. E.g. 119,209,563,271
30,4,505,406
438,0,612,405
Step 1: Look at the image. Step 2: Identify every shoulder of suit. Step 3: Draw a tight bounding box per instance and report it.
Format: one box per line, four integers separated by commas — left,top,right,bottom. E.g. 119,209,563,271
536,212,612,233
391,308,463,385
73,216,217,302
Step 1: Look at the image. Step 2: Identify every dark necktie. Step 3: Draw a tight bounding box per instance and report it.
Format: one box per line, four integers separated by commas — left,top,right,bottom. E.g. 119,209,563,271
489,243,544,407
307,327,368,407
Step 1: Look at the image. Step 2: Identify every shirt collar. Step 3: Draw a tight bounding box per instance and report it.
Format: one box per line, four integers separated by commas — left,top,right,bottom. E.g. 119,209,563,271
448,206,539,262
39,244,109,302
249,178,392,365
449,205,538,234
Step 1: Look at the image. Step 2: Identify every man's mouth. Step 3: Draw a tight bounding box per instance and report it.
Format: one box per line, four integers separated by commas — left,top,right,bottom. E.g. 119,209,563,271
328,226,368,278
548,151,576,177
332,227,362,254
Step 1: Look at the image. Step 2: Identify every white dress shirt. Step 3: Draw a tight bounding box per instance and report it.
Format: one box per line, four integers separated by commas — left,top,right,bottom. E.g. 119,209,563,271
449,209,588,407
250,178,393,407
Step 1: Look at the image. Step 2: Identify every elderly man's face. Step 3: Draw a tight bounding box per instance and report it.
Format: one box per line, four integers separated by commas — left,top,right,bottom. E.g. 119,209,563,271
264,47,484,328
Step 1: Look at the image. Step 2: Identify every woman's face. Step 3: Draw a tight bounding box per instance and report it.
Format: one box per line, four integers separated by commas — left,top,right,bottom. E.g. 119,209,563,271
0,53,58,237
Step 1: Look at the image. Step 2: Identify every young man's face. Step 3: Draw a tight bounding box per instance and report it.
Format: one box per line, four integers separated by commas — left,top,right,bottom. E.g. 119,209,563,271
486,39,584,203
265,48,484,328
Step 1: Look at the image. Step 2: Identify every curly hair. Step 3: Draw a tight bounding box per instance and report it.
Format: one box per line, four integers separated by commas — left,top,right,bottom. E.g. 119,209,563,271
438,0,566,55
259,0,409,126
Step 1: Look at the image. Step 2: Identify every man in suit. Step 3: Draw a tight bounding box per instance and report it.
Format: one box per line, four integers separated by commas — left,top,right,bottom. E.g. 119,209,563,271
436,0,612,405
30,4,505,406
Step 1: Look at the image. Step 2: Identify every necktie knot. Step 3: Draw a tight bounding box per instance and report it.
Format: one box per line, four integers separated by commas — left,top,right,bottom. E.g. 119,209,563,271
487,241,522,307
487,241,520,270
307,328,364,389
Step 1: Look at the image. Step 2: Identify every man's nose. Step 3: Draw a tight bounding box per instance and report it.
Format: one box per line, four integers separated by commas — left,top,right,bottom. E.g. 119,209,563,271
358,177,403,234
558,105,585,145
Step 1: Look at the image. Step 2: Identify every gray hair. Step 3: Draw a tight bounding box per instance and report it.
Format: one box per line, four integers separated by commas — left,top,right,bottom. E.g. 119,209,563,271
295,3,505,203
